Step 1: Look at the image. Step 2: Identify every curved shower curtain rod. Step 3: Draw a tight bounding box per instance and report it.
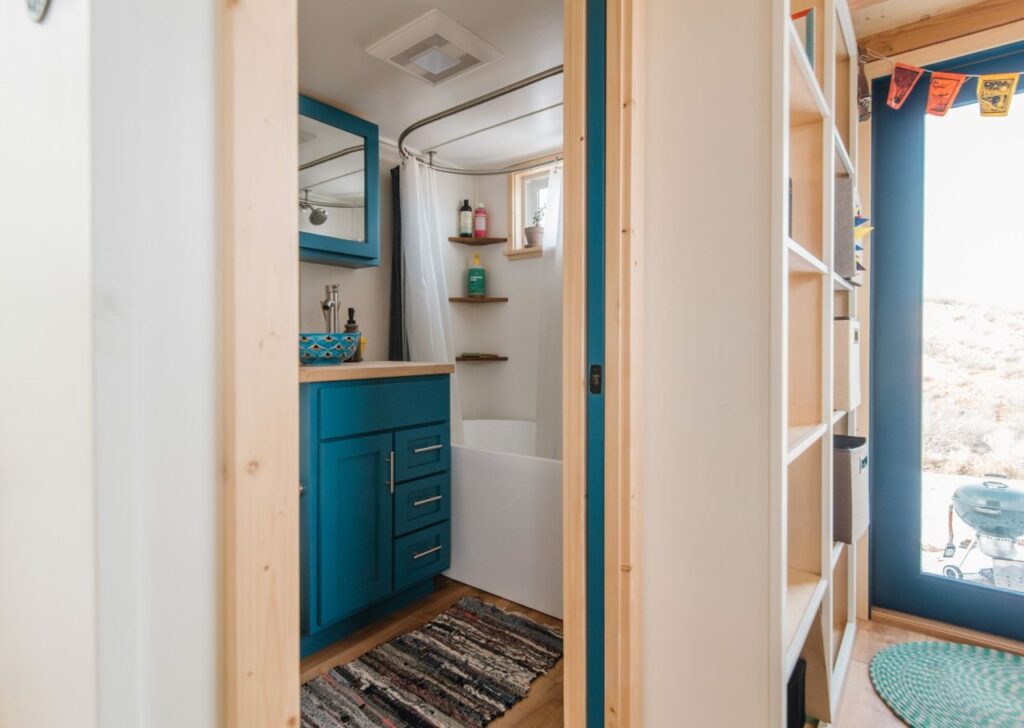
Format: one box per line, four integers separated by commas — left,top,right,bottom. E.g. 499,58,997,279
398,64,564,177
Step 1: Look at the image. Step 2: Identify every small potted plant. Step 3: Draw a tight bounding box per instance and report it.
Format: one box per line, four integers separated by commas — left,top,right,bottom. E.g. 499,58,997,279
524,205,545,248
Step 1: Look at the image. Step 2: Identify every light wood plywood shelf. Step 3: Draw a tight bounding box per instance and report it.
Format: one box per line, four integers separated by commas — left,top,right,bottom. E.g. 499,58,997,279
788,238,828,275
775,1,860,724
785,568,828,675
787,423,827,464
832,272,853,291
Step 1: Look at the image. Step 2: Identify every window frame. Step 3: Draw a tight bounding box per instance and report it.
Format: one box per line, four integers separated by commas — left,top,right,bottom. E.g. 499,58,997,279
506,155,562,260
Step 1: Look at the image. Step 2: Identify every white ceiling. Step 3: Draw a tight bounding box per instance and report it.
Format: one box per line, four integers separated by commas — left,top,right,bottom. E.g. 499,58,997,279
299,0,563,169
851,0,991,38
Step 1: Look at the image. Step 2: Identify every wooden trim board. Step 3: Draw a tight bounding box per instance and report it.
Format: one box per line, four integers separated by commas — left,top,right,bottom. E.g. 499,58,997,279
220,0,301,726
604,0,644,725
859,0,1024,57
871,608,1024,657
562,0,588,724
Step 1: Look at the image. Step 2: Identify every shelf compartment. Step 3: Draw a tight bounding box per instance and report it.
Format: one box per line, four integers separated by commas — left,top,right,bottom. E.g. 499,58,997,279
788,273,824,428
831,545,850,669
789,120,825,261
831,409,846,425
833,10,855,155
788,21,829,127
449,296,509,303
832,272,853,292
448,236,507,245
800,603,834,724
785,568,828,675
788,238,827,275
834,127,855,179
831,540,844,569
456,355,508,362
788,438,823,578
787,423,827,464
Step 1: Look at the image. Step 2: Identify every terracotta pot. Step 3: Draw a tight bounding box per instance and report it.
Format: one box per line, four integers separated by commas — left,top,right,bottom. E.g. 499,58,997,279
524,225,544,248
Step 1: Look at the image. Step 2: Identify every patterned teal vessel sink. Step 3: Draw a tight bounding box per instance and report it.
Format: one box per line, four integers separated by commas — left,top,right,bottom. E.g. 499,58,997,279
299,332,359,366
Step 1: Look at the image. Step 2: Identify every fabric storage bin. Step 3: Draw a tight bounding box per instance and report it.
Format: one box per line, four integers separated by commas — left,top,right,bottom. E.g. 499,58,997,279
834,318,861,411
834,435,868,544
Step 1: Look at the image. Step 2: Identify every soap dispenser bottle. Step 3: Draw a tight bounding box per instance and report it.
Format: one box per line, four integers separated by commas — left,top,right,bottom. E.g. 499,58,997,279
467,254,486,297
473,202,488,238
344,307,362,362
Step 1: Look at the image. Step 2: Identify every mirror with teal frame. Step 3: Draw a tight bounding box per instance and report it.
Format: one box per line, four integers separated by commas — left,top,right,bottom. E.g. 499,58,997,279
298,95,380,267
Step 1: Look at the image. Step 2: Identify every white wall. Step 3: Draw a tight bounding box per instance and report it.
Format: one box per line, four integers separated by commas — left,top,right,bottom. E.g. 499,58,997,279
641,0,774,724
0,3,97,728
299,146,398,361
1,3,221,728
438,172,544,423
90,2,219,727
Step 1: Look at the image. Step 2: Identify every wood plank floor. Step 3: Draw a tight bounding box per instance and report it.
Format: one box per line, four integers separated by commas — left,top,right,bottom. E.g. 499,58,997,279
831,619,946,727
300,578,564,727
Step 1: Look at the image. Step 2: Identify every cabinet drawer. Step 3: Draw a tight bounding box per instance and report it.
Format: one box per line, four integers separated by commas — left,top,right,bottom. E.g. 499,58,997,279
394,522,450,592
394,473,450,537
317,376,449,440
394,424,450,482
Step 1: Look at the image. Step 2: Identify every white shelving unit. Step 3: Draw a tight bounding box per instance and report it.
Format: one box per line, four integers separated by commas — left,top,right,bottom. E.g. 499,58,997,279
774,0,861,724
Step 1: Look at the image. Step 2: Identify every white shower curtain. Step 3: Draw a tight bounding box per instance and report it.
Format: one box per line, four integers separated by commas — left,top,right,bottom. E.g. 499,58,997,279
400,158,464,443
534,165,563,460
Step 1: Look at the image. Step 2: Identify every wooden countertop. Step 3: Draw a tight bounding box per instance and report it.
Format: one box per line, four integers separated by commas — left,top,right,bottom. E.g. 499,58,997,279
298,360,454,384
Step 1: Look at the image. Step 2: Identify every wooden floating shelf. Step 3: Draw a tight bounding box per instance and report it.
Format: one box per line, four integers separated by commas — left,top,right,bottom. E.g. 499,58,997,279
784,568,828,675
788,238,827,275
456,355,508,362
448,296,509,303
786,423,827,464
448,236,507,245
788,22,829,127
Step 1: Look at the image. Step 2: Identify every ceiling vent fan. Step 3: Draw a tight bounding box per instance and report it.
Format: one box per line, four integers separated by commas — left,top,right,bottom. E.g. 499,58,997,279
367,9,502,86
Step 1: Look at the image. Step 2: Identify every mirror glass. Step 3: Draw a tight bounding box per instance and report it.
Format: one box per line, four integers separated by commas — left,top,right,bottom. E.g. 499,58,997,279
298,115,366,243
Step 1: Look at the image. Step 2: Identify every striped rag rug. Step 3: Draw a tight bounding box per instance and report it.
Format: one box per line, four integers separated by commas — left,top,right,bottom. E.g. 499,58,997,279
301,596,564,728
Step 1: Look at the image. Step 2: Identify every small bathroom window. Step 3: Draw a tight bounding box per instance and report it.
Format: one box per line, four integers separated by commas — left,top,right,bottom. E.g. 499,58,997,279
507,158,561,259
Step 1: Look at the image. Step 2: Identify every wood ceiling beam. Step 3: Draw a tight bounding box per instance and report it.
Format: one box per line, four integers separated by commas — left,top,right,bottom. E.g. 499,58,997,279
859,0,1024,56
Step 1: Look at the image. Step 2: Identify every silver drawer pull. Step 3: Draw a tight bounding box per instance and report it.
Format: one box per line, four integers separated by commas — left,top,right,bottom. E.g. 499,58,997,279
413,495,443,507
412,544,443,560
413,443,444,454
974,506,1002,515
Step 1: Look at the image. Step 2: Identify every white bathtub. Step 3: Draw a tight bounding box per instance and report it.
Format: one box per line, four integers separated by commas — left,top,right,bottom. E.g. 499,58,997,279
447,419,563,618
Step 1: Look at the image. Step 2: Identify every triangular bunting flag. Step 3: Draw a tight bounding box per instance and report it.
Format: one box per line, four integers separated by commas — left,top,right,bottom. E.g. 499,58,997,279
926,72,967,116
978,73,1020,117
887,63,925,109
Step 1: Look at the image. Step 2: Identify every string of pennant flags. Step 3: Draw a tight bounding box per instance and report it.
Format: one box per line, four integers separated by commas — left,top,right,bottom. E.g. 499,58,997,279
866,49,1022,117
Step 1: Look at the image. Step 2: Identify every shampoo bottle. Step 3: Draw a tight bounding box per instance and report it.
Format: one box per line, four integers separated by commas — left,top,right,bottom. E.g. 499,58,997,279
468,254,486,297
473,202,488,238
459,199,473,237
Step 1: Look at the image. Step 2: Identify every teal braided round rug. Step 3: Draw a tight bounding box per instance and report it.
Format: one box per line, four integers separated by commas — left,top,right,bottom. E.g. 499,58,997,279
870,641,1024,727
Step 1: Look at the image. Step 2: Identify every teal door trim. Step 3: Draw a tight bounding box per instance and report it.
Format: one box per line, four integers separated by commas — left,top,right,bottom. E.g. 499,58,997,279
586,0,606,724
870,41,1024,640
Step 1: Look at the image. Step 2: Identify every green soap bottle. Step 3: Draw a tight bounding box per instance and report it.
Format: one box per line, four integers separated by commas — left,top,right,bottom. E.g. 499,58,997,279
467,254,486,297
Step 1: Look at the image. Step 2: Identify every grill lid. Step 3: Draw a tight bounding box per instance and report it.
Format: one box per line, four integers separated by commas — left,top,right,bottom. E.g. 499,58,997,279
952,480,1024,540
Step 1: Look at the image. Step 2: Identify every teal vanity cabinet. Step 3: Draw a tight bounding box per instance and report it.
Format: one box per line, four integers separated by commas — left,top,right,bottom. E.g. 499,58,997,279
300,373,451,657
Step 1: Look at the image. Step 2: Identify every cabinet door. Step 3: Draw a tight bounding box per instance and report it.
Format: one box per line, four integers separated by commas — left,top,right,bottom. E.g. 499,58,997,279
317,433,393,626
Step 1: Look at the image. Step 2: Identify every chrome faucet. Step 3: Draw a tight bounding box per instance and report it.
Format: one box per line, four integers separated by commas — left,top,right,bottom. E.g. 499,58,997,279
321,284,340,333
